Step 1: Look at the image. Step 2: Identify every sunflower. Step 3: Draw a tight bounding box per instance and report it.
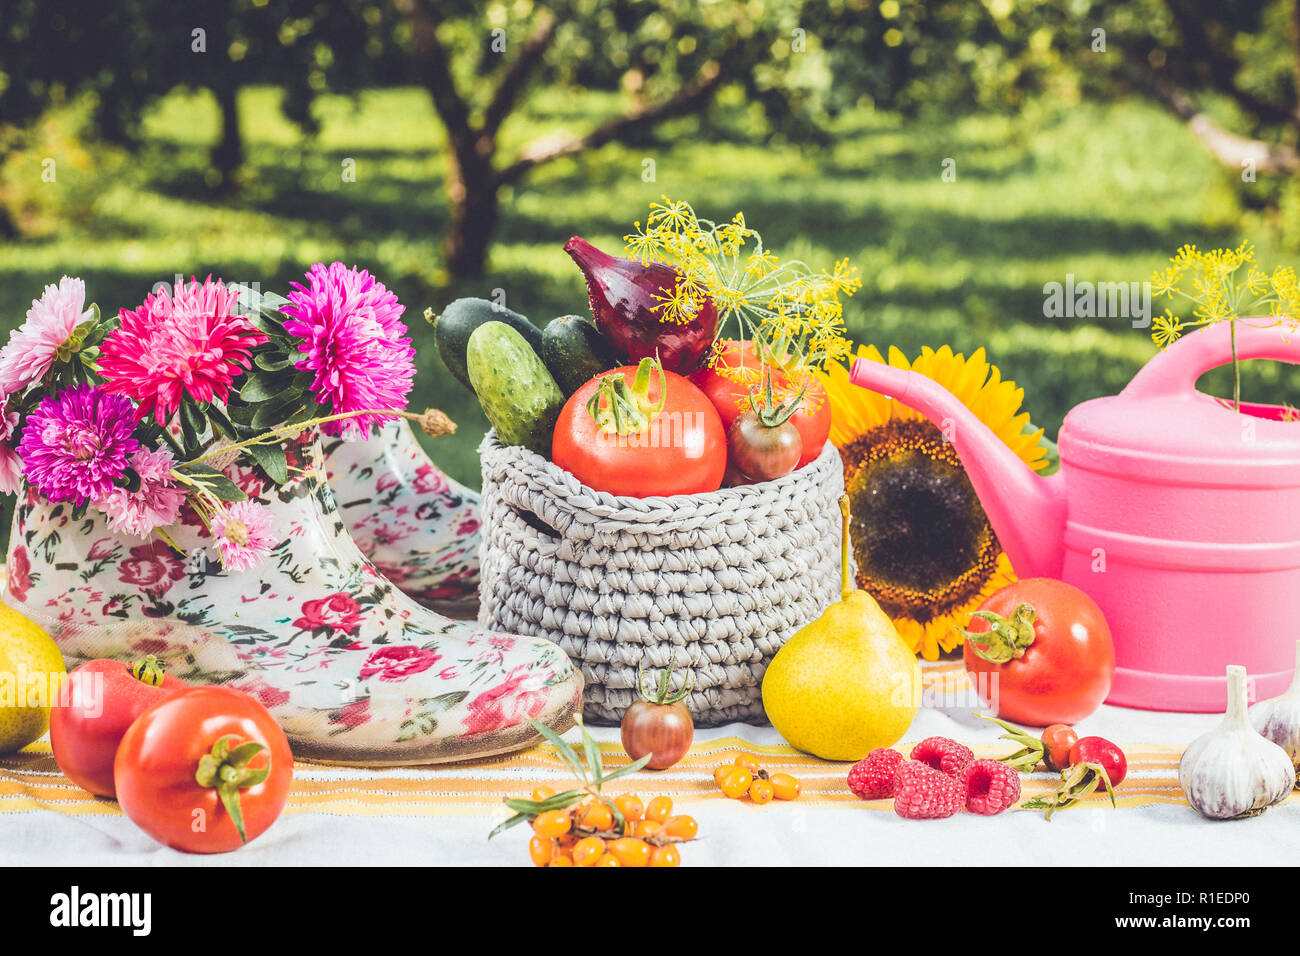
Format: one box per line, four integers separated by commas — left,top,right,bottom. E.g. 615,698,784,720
821,344,1049,660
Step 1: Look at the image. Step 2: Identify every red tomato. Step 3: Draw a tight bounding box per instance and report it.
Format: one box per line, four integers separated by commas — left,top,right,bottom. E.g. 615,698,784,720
689,340,830,468
114,686,293,853
552,362,726,497
49,657,188,798
1070,736,1128,789
962,578,1115,726
621,700,694,770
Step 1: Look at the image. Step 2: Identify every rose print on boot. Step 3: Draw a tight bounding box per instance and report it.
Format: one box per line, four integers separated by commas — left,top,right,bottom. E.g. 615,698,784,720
5,433,581,765
324,419,482,619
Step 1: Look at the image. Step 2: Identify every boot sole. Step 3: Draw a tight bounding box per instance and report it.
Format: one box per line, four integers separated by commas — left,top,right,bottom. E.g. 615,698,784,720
12,597,585,767
291,673,584,767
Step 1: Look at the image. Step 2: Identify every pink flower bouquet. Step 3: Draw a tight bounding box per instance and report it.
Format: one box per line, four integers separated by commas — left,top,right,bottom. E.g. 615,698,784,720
0,264,418,572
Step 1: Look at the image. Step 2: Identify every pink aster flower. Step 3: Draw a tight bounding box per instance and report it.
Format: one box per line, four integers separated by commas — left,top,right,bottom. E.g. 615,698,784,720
17,385,139,505
0,396,21,494
0,276,94,396
210,500,277,572
94,446,186,538
99,277,269,425
280,262,415,437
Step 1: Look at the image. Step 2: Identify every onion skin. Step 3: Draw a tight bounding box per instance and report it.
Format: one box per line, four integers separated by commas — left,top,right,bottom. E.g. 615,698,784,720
565,236,719,375
621,700,694,770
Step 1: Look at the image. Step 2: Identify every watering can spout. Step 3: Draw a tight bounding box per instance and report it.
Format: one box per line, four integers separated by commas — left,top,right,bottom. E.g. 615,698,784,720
848,357,1067,579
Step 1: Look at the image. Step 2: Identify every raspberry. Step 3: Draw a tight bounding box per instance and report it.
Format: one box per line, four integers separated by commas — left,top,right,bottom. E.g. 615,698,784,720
911,736,974,777
893,760,964,819
847,748,904,800
961,758,1022,815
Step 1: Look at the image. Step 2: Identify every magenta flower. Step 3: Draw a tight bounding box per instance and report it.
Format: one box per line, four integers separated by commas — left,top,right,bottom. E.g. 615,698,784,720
210,500,277,572
0,276,95,396
99,277,268,425
280,262,415,437
95,447,186,538
17,385,140,505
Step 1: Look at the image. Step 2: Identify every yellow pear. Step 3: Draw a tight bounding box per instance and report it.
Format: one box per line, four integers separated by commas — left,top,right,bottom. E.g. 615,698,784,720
762,495,921,761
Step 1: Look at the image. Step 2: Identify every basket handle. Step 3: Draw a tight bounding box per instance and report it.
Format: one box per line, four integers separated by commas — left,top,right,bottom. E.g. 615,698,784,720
508,503,562,540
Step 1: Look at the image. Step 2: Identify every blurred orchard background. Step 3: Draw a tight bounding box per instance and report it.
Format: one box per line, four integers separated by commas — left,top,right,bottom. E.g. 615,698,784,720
3,0,1300,513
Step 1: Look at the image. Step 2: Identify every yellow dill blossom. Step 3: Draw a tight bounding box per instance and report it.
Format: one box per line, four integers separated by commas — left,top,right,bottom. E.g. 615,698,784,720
1151,310,1182,349
1149,241,1298,409
622,196,858,382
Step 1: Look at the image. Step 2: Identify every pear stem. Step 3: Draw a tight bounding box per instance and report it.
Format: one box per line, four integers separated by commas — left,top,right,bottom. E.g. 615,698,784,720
839,493,852,599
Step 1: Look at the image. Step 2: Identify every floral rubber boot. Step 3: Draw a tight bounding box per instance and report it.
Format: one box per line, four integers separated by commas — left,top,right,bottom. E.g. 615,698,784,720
3,432,581,766
322,419,481,619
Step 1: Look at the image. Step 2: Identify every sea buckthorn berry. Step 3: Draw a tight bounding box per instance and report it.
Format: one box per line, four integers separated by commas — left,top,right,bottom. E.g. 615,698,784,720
572,835,606,867
531,785,556,802
714,765,735,786
733,754,761,774
581,801,615,831
614,794,644,824
719,767,753,799
528,835,555,867
608,837,652,867
750,778,775,805
595,854,621,867
645,795,674,822
634,820,661,838
548,854,574,867
770,773,801,801
532,809,571,838
659,815,698,840
649,844,681,867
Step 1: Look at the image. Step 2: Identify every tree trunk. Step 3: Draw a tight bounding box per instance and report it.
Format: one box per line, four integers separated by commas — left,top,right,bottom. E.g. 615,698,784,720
443,149,499,278
209,81,244,189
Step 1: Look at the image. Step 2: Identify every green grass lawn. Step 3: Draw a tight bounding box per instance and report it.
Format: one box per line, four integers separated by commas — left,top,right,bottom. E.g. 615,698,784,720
1,84,1296,527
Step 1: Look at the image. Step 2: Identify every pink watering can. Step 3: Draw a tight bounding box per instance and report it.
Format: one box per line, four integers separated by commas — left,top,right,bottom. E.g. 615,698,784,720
849,321,1300,712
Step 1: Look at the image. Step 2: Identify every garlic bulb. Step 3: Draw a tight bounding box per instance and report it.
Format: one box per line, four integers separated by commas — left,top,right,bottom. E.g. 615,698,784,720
1179,665,1294,820
1249,640,1300,772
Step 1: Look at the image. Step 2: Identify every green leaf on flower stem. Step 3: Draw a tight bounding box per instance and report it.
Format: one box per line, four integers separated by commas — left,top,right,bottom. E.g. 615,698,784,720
176,463,247,502
246,441,288,485
240,371,291,404
254,351,296,373
251,395,304,430
206,404,240,440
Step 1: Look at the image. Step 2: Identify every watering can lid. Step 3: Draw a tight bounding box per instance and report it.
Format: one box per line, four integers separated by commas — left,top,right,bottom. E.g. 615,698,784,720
1060,322,1300,484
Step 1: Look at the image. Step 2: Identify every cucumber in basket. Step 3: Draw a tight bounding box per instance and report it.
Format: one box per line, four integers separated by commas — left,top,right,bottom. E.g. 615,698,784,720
432,297,544,392
467,322,565,456
540,314,621,396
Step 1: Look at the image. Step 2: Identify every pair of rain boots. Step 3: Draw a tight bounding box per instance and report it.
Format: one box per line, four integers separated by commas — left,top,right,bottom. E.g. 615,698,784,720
3,421,582,765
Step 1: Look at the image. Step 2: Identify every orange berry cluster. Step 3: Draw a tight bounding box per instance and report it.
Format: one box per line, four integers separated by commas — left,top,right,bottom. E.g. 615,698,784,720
525,786,696,867
713,753,802,804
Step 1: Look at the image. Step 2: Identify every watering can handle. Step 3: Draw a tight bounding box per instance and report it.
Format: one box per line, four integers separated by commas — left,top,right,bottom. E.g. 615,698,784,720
1122,320,1300,400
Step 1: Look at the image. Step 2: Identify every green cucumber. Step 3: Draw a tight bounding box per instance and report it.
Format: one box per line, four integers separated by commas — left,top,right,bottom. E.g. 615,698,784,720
540,314,620,396
466,322,564,455
432,297,543,392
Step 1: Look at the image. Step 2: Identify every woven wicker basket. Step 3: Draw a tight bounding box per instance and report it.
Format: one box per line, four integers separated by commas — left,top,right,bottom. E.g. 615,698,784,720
477,431,847,726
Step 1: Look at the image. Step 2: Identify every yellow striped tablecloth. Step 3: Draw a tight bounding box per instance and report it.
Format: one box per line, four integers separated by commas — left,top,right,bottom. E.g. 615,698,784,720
0,661,1215,821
